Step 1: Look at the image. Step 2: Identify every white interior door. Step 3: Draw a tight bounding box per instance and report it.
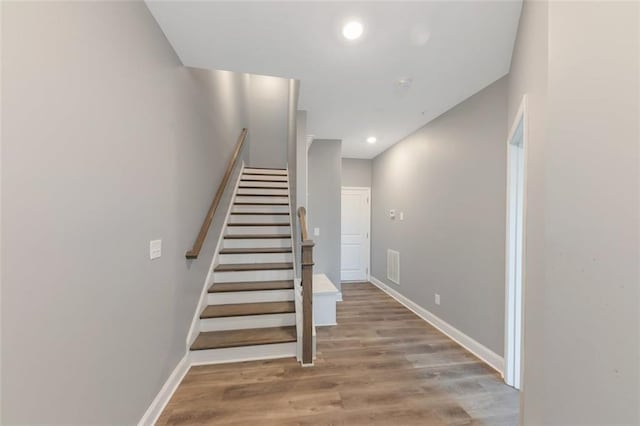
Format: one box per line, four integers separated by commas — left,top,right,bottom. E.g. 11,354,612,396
341,187,370,281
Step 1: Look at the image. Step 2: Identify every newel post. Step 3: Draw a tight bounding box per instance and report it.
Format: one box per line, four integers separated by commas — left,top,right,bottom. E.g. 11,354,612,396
297,207,314,365
301,240,314,364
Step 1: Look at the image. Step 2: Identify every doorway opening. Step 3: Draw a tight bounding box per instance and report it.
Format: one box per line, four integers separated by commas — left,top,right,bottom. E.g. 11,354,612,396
340,187,371,282
505,96,527,390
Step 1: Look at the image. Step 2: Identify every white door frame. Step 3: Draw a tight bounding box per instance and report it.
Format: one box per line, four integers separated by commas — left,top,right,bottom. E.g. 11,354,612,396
504,95,528,389
341,186,371,282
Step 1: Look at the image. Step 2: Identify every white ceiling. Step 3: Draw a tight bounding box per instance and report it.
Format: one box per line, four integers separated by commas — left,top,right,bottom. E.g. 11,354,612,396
146,1,522,159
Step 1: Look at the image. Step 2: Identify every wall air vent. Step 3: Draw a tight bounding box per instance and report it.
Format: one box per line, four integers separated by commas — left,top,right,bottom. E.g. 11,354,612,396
387,249,400,285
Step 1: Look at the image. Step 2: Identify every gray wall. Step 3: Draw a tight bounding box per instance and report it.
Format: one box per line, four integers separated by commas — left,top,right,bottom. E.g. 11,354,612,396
294,111,308,278
371,77,508,356
248,75,291,168
341,158,372,188
308,140,342,289
511,1,640,424
506,0,547,422
1,2,290,423
287,81,300,275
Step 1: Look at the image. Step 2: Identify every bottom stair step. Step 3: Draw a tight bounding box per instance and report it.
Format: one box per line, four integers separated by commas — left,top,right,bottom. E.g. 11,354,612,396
190,326,297,351
209,280,294,293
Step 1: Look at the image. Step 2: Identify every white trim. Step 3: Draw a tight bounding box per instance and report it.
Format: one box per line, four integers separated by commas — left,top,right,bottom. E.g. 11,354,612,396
336,291,343,302
187,162,246,347
340,186,371,282
504,95,528,389
369,276,504,375
138,353,190,426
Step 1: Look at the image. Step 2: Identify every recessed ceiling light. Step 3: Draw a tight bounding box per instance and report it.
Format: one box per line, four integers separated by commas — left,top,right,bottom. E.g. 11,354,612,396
342,21,364,40
366,136,377,144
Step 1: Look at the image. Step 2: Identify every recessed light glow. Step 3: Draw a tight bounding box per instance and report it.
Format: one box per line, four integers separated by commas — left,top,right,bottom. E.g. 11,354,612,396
342,21,364,40
367,136,377,144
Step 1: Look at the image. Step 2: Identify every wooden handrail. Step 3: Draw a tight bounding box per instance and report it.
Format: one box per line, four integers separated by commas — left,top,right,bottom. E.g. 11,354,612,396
297,207,314,365
186,128,248,259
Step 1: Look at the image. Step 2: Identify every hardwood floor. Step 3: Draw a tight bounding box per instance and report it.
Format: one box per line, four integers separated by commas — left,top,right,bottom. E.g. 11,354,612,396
158,283,518,425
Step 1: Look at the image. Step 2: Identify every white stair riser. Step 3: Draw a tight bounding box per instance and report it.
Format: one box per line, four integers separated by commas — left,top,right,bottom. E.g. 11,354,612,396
199,312,295,331
244,168,288,175
214,269,294,283
190,342,296,366
218,252,293,264
239,181,289,188
226,225,291,235
241,174,287,182
232,205,289,214
229,214,290,223
237,188,289,196
223,238,291,249
207,289,294,305
235,196,288,204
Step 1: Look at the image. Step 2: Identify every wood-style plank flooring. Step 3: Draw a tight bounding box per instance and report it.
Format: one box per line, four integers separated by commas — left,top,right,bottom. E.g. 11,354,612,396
158,283,519,425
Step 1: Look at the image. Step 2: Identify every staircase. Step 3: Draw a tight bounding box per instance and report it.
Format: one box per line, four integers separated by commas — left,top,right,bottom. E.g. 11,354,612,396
189,166,298,365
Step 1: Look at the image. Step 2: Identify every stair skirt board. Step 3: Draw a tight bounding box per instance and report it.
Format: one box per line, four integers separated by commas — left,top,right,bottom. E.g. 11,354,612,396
199,312,296,332
239,181,289,188
214,269,294,283
243,168,288,175
218,252,293,264
223,238,292,249
241,175,287,182
207,289,294,305
232,205,290,214
189,342,297,366
237,188,289,196
225,225,291,235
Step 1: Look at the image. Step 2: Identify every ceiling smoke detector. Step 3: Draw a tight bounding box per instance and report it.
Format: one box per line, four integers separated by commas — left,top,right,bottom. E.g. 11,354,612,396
397,78,413,88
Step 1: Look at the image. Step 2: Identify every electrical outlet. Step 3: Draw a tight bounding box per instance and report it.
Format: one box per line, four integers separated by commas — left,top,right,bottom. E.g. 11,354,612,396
435,294,441,305
149,239,162,260
314,227,320,236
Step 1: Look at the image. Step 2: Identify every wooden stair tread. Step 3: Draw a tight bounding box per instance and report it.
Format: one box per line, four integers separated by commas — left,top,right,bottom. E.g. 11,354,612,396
227,223,290,227
190,326,296,351
230,212,289,215
243,171,287,175
214,262,293,272
234,202,289,206
241,179,287,183
209,280,294,293
219,247,292,254
239,186,288,189
200,301,295,318
224,234,291,239
236,194,288,197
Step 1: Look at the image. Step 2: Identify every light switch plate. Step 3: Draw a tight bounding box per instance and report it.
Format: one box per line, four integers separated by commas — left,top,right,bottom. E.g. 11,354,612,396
314,227,320,237
435,294,441,305
390,209,396,219
150,239,162,260
400,212,404,221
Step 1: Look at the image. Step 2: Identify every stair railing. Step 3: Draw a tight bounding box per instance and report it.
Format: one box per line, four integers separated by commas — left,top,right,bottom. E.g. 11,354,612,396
297,206,315,365
186,128,248,259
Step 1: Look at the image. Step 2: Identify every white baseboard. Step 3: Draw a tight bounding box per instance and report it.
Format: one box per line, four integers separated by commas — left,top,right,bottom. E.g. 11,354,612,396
369,276,504,375
138,353,190,426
